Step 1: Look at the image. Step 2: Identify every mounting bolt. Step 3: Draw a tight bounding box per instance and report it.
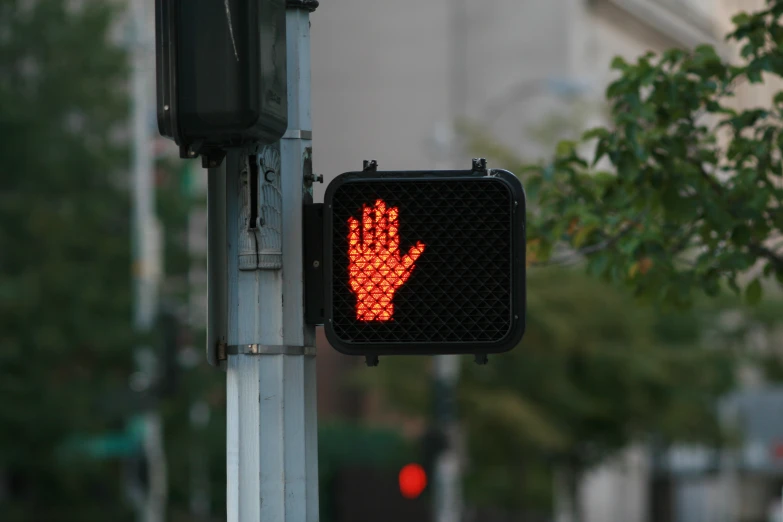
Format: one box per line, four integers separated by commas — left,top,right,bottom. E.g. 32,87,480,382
304,173,323,184
313,260,320,268
363,160,378,171
472,158,487,172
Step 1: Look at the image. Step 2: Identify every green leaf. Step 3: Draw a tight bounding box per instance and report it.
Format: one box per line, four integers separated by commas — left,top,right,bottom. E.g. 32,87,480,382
573,224,598,248
731,12,751,27
607,78,627,98
555,140,578,157
731,225,752,245
610,56,629,71
582,127,610,141
588,252,611,278
592,139,612,167
728,277,741,296
703,276,721,297
746,278,763,305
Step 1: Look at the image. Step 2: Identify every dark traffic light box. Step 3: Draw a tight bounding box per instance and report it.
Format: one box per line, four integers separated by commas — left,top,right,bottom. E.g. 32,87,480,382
308,165,526,360
155,0,288,167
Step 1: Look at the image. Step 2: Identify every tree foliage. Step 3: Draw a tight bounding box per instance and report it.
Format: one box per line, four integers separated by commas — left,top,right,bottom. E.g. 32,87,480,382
360,270,736,513
525,0,783,307
0,2,135,519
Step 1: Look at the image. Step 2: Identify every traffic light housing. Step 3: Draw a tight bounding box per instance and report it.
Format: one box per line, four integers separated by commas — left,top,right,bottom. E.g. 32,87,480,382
155,0,287,166
322,166,526,357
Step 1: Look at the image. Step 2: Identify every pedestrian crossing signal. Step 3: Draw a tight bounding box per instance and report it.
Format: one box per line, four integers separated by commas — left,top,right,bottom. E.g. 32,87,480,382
155,0,288,166
348,198,426,322
323,166,526,357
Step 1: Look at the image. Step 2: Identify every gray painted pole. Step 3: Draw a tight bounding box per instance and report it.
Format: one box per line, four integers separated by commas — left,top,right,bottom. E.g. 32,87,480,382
216,3,319,521
130,1,167,521
431,126,464,522
433,354,463,522
435,4,470,511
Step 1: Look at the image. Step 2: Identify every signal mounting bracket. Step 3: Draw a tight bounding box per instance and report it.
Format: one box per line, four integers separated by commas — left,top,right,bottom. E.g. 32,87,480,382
472,157,488,173
362,159,378,172
304,203,324,325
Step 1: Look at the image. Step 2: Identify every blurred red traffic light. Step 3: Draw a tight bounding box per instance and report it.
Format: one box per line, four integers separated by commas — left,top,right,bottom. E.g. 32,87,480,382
398,463,427,499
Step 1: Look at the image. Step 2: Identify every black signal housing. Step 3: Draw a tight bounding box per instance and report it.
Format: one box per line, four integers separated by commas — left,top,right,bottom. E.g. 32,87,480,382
155,0,288,166
323,169,526,357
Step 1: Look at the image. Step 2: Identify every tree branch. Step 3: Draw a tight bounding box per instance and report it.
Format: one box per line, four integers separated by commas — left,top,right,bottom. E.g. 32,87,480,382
697,165,783,272
544,217,643,265
749,244,783,273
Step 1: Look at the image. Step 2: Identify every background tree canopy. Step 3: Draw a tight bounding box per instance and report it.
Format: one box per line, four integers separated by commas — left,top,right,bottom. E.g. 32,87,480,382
0,1,136,520
0,3,222,520
360,269,738,514
522,0,783,308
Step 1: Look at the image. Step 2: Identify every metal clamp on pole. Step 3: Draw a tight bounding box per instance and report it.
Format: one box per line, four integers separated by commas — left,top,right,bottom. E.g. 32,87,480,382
282,129,313,140
226,344,316,356
286,0,319,11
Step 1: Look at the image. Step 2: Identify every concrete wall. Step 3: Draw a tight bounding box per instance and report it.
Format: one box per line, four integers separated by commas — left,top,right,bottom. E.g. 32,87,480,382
309,0,730,194
310,0,572,200
311,0,450,194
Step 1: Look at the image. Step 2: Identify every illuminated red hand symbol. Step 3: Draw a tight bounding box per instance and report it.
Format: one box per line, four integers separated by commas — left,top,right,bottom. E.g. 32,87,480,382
348,199,425,321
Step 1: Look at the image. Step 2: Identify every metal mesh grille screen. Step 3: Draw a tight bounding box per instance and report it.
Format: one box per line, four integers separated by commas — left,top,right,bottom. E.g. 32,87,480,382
329,178,514,345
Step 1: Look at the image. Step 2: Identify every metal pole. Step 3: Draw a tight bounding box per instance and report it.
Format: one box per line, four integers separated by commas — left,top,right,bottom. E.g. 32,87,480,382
433,355,463,522
189,401,212,520
130,0,167,521
130,0,155,333
449,0,468,126
430,125,463,522
131,0,156,330
434,1,467,513
218,2,319,521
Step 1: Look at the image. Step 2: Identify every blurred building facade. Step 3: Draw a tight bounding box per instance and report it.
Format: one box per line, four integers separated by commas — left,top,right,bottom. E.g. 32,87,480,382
310,0,722,203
